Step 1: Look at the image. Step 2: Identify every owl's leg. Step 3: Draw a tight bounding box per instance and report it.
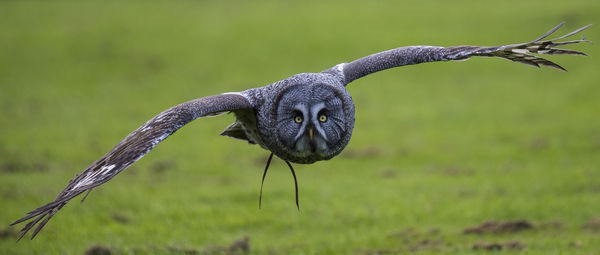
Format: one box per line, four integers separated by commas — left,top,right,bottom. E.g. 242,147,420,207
257,153,300,211
284,160,300,211
258,153,274,209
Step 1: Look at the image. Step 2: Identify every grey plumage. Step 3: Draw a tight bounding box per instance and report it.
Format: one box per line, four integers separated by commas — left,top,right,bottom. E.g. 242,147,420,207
11,94,253,239
341,22,591,82
11,22,591,240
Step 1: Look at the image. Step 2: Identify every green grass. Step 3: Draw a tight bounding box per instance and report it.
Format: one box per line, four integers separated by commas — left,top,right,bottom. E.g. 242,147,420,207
1,0,599,254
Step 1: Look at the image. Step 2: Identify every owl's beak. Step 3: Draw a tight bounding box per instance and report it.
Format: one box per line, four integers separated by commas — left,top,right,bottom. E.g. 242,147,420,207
295,125,327,156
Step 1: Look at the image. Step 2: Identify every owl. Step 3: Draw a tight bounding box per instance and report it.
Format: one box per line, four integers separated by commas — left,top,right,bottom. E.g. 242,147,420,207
11,22,590,240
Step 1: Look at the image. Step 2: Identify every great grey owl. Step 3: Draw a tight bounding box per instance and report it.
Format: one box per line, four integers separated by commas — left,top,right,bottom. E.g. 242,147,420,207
11,22,590,240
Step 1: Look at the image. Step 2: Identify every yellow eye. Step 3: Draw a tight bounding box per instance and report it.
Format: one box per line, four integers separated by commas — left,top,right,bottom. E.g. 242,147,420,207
319,114,327,122
294,116,303,123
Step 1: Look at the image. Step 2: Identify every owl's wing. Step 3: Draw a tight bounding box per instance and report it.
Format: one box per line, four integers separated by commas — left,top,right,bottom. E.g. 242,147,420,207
333,22,591,84
10,93,253,240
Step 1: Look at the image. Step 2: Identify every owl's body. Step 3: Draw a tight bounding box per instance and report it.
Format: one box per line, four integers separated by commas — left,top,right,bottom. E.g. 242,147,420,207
220,70,353,164
11,22,591,240
238,71,354,164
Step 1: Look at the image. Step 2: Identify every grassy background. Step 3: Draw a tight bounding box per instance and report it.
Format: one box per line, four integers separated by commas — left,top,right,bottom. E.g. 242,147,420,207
1,0,599,254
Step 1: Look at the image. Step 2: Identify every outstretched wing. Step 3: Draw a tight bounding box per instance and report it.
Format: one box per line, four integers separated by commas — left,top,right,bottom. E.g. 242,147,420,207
334,22,591,84
10,93,253,240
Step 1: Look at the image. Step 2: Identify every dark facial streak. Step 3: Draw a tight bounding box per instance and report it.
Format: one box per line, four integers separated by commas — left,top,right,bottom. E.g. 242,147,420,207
259,153,274,209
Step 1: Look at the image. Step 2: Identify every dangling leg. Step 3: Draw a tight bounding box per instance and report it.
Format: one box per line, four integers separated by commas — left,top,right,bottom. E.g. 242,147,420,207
258,153,300,211
284,160,299,211
258,153,274,209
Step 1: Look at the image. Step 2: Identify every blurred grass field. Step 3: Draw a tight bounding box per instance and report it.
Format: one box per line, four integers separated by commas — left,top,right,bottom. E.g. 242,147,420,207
1,0,599,254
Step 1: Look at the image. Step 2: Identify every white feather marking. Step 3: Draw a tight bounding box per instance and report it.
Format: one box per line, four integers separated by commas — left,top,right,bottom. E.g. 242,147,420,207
72,177,92,189
151,133,169,147
141,126,153,132
222,92,243,96
72,182,84,190
511,49,530,54
99,164,116,174
72,164,117,190
222,91,252,103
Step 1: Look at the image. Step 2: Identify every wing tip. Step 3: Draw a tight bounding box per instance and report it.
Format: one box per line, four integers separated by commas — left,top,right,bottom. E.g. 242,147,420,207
554,65,568,72
531,22,593,43
531,22,565,42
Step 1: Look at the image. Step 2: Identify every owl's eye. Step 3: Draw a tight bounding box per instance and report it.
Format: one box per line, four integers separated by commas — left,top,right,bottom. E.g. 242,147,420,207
318,114,327,122
294,116,303,123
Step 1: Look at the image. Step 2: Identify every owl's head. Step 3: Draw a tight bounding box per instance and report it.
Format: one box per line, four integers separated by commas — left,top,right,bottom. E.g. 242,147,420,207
258,73,355,164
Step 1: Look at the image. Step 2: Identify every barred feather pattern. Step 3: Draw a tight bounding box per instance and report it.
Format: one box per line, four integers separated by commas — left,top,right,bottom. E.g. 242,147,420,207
10,93,252,240
341,22,591,83
446,22,591,71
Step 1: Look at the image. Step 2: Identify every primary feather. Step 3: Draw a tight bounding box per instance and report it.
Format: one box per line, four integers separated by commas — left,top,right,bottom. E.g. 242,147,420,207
341,22,591,83
11,94,252,240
